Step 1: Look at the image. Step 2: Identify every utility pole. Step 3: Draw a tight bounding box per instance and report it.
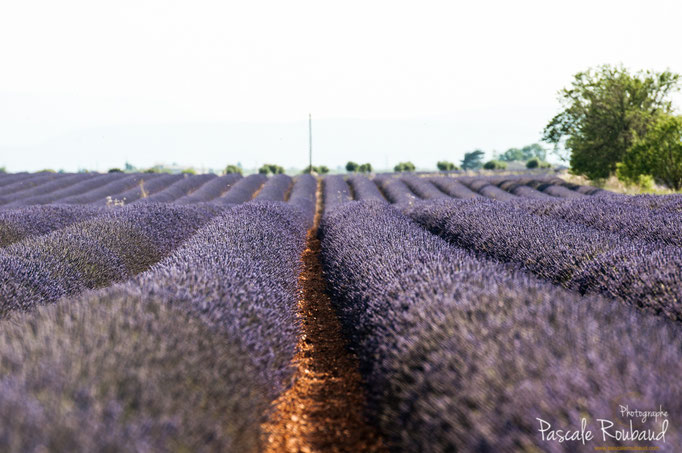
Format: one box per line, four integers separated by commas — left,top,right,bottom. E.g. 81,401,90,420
308,113,312,171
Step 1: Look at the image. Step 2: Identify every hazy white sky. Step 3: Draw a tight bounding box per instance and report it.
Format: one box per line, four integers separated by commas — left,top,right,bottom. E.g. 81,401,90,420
1,0,681,171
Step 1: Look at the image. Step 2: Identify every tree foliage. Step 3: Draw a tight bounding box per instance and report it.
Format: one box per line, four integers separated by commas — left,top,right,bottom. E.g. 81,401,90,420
258,164,285,175
618,114,682,190
345,161,359,173
460,150,485,170
436,161,458,171
543,65,680,180
358,163,373,173
394,161,416,172
224,164,243,175
499,144,546,162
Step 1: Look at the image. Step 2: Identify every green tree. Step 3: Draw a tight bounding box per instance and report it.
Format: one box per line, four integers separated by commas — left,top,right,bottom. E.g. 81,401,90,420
394,161,415,172
108,168,123,173
259,164,284,175
436,161,458,171
345,161,359,173
543,65,680,180
499,148,524,162
499,144,550,162
618,114,682,190
0,167,7,173
358,163,373,173
460,150,485,170
224,164,243,175
483,160,507,170
522,143,546,161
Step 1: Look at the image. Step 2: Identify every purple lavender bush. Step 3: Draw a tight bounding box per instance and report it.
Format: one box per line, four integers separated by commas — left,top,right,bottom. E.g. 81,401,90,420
103,173,183,205
323,175,352,208
56,174,151,204
466,177,518,200
0,201,308,452
429,177,482,199
347,175,386,202
0,204,222,316
175,173,242,203
0,172,58,195
0,173,96,206
0,205,102,247
373,176,418,205
401,175,450,200
253,174,293,202
5,174,127,207
320,200,681,451
215,174,267,204
134,174,216,204
496,178,553,199
406,199,682,321
523,179,587,198
287,174,317,226
521,197,682,247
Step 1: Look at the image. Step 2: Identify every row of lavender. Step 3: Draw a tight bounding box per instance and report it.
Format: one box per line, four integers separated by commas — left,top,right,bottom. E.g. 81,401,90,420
0,172,253,207
0,174,315,314
4,171,675,208
0,176,318,451
0,171,611,207
357,174,682,321
320,177,682,451
0,173,308,248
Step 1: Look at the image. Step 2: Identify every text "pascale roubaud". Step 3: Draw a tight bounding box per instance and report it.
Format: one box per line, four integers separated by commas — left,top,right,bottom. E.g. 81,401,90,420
536,417,668,445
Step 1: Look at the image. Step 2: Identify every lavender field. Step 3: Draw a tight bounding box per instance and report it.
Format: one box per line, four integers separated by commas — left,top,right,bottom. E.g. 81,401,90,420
0,171,680,452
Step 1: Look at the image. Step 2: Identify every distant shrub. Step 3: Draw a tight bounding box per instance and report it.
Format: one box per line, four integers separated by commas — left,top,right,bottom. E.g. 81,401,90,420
346,161,359,173
224,164,243,175
358,163,373,173
394,161,416,172
436,161,458,171
0,167,6,174
108,168,123,173
181,168,196,175
258,164,285,175
483,160,507,170
526,157,551,169
38,169,56,173
303,165,329,174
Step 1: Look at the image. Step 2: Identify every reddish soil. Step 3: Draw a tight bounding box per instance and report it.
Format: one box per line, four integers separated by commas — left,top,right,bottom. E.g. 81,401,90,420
262,183,385,453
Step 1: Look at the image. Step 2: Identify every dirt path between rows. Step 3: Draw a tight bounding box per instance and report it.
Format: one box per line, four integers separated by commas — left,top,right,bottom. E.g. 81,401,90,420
262,181,385,453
